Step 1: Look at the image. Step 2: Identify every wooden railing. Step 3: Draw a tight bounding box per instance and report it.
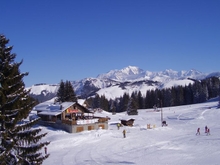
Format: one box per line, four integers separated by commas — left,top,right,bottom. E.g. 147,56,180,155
62,120,77,125
61,117,109,125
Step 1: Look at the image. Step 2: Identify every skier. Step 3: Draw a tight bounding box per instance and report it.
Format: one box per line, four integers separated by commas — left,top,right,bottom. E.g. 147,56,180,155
117,123,120,130
44,147,47,154
123,129,126,138
196,128,200,135
206,128,210,135
205,125,208,133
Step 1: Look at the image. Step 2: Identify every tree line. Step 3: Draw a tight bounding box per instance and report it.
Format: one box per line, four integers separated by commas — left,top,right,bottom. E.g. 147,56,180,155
86,77,220,113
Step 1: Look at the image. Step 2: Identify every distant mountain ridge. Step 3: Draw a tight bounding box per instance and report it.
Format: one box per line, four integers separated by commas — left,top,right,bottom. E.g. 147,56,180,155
27,66,220,102
97,66,205,82
97,66,145,81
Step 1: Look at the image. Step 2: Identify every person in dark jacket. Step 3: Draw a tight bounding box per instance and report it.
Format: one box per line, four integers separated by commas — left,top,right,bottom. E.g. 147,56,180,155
44,147,47,154
196,128,200,135
123,129,126,138
206,128,210,135
205,125,208,133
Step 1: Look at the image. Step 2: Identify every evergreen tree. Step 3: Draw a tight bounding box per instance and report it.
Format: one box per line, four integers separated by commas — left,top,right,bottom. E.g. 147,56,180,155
131,92,139,108
207,77,220,99
144,91,150,108
0,35,49,164
57,80,77,102
100,95,109,111
92,94,100,109
176,86,184,105
85,98,94,109
127,97,138,115
192,81,203,103
145,90,155,108
121,93,129,112
200,80,209,102
162,88,171,107
184,84,193,105
137,91,144,109
170,87,177,106
64,80,77,102
110,100,116,114
156,89,163,107
57,80,65,102
114,98,121,113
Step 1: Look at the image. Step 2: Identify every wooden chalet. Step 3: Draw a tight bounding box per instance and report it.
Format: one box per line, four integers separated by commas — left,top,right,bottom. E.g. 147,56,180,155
32,100,109,133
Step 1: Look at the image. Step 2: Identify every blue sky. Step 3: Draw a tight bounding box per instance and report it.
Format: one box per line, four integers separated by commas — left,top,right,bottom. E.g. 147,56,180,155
1,0,220,87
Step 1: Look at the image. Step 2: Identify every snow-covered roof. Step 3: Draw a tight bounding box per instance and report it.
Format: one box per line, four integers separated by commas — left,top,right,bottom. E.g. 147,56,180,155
38,111,62,116
33,100,76,115
77,99,86,105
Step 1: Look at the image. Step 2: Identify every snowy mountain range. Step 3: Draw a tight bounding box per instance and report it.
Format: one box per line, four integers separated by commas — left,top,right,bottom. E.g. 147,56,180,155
27,66,219,102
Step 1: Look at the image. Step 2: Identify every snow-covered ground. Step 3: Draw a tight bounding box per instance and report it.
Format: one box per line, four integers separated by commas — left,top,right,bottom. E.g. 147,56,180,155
40,99,220,165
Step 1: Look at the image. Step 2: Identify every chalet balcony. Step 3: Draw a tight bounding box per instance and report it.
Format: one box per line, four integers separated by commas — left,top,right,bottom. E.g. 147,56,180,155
61,117,109,125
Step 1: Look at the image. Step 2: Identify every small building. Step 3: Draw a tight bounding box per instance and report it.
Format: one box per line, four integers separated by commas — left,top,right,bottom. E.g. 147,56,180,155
32,100,109,133
120,119,135,126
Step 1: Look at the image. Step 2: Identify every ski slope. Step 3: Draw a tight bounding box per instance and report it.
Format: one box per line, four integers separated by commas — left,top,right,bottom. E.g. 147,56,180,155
41,99,220,165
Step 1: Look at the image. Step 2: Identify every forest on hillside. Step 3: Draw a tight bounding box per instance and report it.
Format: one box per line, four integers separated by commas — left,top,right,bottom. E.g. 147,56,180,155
85,76,220,114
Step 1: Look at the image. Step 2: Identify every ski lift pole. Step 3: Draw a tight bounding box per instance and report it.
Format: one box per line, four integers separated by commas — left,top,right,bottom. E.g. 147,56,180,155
160,100,163,126
158,99,163,126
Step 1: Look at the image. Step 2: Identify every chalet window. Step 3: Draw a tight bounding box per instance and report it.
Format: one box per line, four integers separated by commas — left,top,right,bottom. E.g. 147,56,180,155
76,127,84,132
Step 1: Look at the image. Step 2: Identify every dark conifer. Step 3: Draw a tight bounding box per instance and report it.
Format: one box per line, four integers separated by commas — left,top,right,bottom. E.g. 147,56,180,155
184,84,193,105
192,81,203,103
110,100,116,114
137,91,144,109
57,80,77,103
93,94,100,109
121,93,129,112
57,80,65,103
170,87,177,106
0,35,49,164
127,97,138,115
100,95,109,111
144,90,150,108
64,80,77,102
162,88,171,107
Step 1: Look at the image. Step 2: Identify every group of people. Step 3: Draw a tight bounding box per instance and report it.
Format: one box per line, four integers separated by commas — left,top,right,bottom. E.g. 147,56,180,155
196,125,210,135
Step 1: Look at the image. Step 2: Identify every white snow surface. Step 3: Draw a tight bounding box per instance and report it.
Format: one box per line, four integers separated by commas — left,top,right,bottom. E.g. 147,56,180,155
97,83,156,99
40,99,220,165
27,84,59,95
162,79,193,89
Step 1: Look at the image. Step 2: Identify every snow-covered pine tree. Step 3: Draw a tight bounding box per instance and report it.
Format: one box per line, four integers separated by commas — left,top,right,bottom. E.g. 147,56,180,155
0,35,49,164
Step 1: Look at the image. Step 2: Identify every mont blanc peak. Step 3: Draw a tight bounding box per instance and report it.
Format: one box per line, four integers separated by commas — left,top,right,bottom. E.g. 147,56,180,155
120,66,144,75
97,66,145,81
